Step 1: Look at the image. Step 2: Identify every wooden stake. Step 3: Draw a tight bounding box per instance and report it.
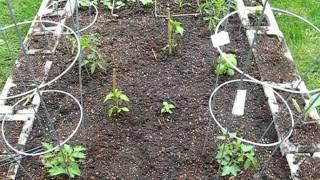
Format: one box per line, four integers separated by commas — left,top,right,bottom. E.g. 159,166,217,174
112,68,117,91
167,8,172,54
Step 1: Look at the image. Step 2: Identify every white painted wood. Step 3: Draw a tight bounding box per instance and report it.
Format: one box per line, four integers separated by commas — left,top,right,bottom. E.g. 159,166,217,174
232,90,247,116
210,31,230,48
0,77,16,105
263,86,279,114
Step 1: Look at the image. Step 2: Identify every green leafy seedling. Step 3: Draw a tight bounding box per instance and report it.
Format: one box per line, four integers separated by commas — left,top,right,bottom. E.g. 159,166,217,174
197,0,227,31
78,0,98,8
305,93,320,114
215,53,237,76
67,34,107,75
292,98,302,113
41,143,86,178
139,0,153,6
104,89,130,117
216,132,258,177
161,101,175,114
175,0,191,8
166,18,184,54
103,0,126,10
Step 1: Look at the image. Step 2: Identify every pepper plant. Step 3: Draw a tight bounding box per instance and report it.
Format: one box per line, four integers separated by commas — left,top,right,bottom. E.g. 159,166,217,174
197,0,227,31
104,89,130,117
161,101,175,114
40,143,87,178
216,132,258,177
67,34,107,75
215,53,238,76
165,18,184,54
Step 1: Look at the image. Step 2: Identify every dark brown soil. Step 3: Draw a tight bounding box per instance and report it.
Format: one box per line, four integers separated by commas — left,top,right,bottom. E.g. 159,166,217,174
156,0,199,15
299,157,320,179
255,34,299,83
278,92,320,146
0,3,298,179
12,55,48,85
243,0,263,6
248,14,269,26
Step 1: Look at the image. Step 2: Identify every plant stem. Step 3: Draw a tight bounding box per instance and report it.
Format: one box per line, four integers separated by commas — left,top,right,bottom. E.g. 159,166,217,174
112,68,117,91
166,8,172,54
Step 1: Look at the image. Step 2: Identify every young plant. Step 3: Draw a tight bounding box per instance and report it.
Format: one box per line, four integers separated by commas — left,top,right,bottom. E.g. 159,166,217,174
305,93,320,113
78,0,98,8
103,0,126,10
175,0,190,8
291,94,320,120
104,89,130,117
67,34,107,75
41,143,87,178
215,53,237,76
216,132,258,177
251,5,263,24
161,101,175,114
139,0,153,6
164,9,184,54
197,0,227,31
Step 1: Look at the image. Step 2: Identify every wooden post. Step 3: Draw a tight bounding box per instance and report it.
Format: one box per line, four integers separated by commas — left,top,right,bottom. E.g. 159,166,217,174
167,8,172,54
112,68,117,91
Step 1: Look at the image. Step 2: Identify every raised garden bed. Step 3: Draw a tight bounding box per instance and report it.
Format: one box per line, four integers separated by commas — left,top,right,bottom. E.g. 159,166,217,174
0,0,319,179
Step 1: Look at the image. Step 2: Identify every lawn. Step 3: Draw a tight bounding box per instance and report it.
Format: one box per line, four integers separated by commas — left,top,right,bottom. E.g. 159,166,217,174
0,0,41,88
270,0,320,90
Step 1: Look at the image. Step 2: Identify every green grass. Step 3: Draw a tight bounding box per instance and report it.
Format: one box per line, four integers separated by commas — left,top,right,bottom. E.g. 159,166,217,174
0,0,41,88
270,0,320,90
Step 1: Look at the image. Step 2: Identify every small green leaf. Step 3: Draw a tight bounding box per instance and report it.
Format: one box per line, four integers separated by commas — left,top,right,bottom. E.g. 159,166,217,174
240,144,253,152
292,98,302,113
121,107,129,112
168,104,175,109
108,107,114,117
139,0,153,5
74,145,86,152
216,135,226,140
226,68,235,76
90,64,96,74
175,26,184,36
68,163,81,177
48,166,66,176
120,94,129,101
72,151,86,159
305,93,320,113
104,93,114,102
42,142,54,150
244,158,252,170
63,144,73,154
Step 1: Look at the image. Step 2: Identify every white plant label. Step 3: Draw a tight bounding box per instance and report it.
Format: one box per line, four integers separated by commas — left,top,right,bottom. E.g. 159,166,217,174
232,89,247,116
211,31,230,48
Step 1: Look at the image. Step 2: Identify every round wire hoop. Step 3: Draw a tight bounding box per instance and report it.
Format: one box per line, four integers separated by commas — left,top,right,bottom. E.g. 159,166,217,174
209,79,294,147
39,0,99,34
1,89,83,156
0,20,81,100
214,8,320,94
